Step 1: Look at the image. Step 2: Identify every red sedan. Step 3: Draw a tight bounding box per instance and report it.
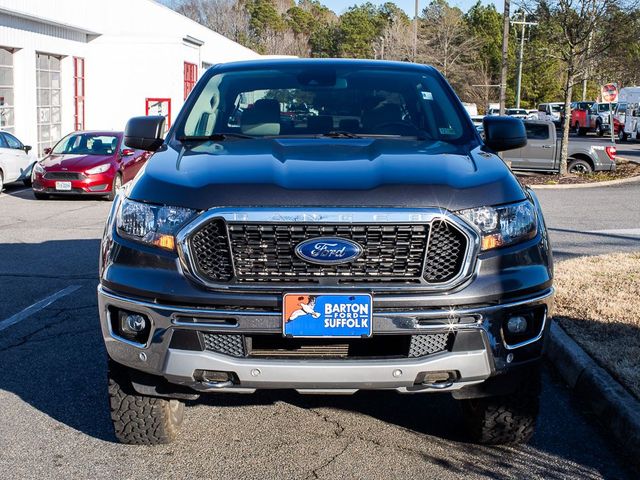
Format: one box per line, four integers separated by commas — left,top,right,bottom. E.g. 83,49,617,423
31,131,150,200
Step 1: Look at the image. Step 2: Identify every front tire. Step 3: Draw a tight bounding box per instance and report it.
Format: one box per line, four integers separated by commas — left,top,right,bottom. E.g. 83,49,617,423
106,173,122,201
108,360,184,445
568,158,593,174
618,129,627,142
461,367,540,445
595,122,604,137
0,170,4,193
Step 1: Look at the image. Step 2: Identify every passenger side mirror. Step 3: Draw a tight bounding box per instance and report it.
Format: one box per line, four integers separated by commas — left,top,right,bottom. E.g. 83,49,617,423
124,116,166,151
24,145,32,153
482,116,527,152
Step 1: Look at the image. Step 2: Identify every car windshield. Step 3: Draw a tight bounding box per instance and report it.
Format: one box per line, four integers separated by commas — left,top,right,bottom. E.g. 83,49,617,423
507,109,527,115
53,133,119,155
598,103,616,112
550,104,564,112
178,64,469,142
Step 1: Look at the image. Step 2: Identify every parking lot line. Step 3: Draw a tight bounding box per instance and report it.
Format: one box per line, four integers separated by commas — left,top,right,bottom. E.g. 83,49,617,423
0,285,81,332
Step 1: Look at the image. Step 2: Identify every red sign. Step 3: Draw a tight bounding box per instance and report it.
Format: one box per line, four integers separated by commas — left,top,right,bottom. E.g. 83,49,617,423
601,83,618,103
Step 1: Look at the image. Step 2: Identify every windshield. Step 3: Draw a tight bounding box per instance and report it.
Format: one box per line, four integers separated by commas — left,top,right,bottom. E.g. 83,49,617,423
550,104,564,112
53,133,119,155
598,103,616,112
507,109,527,115
179,64,469,142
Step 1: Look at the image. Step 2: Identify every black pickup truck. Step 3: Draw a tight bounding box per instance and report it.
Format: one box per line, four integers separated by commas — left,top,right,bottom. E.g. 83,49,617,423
99,59,554,445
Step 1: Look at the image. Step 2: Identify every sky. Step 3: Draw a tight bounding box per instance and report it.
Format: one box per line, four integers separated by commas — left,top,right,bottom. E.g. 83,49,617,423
320,0,502,15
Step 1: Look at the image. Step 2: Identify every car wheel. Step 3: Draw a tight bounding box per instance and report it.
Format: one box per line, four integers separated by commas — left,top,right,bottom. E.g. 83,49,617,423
460,366,540,445
595,122,604,137
618,129,627,142
0,170,4,193
108,360,184,445
573,122,581,136
568,158,593,174
23,177,32,187
33,191,49,200
106,173,122,201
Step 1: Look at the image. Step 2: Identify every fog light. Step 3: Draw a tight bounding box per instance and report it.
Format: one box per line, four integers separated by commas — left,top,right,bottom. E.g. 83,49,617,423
124,314,146,333
507,315,528,334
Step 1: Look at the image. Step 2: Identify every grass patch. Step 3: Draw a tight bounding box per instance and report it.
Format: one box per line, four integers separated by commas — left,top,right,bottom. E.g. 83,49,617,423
555,252,640,399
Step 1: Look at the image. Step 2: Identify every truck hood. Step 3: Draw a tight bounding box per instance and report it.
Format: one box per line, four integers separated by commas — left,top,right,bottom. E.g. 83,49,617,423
127,138,526,211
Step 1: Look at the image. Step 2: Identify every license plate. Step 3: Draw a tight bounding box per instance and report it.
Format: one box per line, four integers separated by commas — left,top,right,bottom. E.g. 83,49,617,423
283,293,372,338
55,181,72,191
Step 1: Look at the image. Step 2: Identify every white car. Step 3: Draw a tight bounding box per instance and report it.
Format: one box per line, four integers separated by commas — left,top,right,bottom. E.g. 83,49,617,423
0,131,36,192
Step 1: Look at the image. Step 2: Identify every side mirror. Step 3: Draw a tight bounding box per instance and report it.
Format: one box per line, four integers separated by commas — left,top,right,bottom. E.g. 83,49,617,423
124,116,166,151
24,145,32,153
43,147,52,155
121,148,135,157
482,116,527,152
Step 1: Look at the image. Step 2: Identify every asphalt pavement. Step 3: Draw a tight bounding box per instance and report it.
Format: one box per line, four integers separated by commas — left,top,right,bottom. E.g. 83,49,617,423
0,170,638,479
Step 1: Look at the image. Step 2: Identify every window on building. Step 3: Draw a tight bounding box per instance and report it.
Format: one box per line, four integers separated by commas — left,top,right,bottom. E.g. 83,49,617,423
73,57,85,131
184,62,197,100
0,47,14,133
36,52,62,156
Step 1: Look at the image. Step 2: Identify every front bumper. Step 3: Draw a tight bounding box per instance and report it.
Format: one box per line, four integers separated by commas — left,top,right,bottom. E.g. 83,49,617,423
98,285,554,395
32,171,114,194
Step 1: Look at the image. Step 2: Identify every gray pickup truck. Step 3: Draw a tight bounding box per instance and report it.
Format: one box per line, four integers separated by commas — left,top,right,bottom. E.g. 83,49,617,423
505,120,616,174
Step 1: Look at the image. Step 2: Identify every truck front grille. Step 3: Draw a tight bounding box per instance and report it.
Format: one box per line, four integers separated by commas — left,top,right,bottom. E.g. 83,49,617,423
186,218,470,287
200,332,454,359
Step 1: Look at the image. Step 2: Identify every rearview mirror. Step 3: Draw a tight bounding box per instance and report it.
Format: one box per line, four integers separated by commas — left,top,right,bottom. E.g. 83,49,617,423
124,116,166,151
482,116,527,152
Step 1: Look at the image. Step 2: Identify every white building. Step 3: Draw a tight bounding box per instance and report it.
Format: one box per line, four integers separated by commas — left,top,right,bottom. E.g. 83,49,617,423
0,0,260,155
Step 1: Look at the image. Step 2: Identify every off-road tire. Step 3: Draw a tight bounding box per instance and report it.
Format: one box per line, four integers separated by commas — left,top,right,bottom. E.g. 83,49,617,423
460,367,540,445
595,122,604,137
618,129,627,142
108,360,184,445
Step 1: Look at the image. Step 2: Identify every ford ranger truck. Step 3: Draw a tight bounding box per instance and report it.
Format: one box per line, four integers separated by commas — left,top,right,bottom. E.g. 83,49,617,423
98,59,554,446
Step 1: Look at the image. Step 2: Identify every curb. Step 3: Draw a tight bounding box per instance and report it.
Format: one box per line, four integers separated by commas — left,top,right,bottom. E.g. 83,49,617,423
528,174,640,189
547,321,640,460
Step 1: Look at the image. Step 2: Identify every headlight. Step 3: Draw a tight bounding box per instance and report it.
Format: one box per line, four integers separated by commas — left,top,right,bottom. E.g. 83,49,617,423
86,163,111,175
34,163,44,174
459,200,537,251
116,198,196,251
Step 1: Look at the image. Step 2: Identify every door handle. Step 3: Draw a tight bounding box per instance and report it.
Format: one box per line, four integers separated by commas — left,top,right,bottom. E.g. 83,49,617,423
541,145,553,149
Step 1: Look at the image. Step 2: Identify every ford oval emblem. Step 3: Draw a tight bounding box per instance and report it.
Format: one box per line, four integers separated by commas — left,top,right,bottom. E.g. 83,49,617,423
295,237,363,265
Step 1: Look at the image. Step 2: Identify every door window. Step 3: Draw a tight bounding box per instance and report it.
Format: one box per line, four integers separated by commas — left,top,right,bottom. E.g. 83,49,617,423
184,62,197,100
525,123,550,140
2,132,22,149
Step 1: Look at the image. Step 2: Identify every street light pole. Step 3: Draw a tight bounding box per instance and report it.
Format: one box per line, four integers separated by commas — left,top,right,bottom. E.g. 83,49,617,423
499,0,511,115
512,15,538,109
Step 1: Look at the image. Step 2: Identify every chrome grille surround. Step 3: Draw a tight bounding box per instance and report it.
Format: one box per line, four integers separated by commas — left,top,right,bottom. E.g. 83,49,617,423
177,208,480,292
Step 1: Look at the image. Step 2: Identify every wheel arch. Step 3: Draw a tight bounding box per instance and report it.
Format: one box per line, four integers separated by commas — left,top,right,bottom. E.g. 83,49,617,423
568,153,594,170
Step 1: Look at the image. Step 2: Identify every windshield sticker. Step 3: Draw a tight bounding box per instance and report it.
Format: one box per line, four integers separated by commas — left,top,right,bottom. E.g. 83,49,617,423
439,127,456,135
421,91,433,100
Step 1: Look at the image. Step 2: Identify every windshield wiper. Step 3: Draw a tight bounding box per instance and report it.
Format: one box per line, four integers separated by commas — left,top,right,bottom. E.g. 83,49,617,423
321,131,363,139
178,133,255,142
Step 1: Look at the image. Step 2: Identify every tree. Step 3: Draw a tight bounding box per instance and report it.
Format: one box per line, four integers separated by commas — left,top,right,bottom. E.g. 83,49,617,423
533,0,619,175
338,3,386,58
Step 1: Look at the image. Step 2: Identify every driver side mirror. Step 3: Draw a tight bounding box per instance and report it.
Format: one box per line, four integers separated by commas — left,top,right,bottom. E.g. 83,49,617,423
24,145,32,153
43,147,52,155
124,115,166,151
482,116,527,152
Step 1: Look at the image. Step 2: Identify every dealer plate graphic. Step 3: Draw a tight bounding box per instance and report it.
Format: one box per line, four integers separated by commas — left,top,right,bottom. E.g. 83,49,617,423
283,294,372,338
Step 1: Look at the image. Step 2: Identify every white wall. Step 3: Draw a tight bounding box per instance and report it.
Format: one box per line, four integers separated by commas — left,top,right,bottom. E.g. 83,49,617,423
0,0,259,152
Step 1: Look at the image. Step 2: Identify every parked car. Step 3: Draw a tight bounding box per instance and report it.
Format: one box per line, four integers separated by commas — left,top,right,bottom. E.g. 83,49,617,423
615,87,640,141
0,130,36,192
536,102,564,127
505,108,528,119
31,131,150,200
570,101,616,136
505,120,616,173
99,59,553,446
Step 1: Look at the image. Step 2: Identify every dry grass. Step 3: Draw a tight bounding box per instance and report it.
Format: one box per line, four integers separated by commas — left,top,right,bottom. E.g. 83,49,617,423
554,252,640,399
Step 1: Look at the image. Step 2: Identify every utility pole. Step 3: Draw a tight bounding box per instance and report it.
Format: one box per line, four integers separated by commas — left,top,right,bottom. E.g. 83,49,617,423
512,13,538,109
499,0,511,115
413,0,418,62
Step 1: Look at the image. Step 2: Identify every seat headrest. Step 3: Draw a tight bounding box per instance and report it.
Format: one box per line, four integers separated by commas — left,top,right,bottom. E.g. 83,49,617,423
241,99,281,136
